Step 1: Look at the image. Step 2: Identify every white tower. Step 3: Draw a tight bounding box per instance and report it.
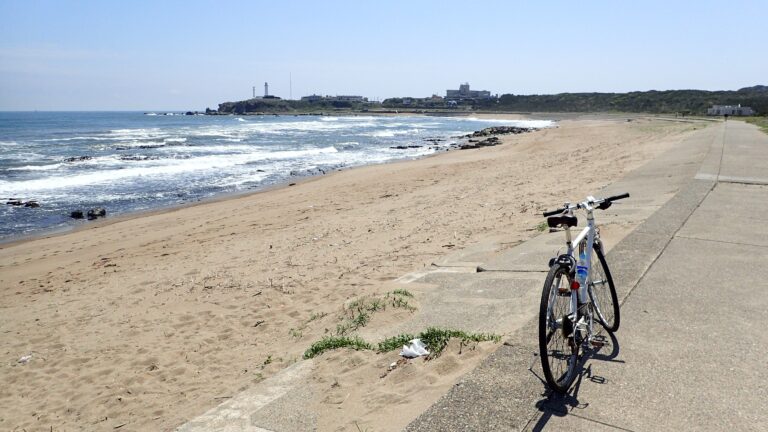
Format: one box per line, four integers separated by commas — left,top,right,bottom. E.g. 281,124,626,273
264,82,269,97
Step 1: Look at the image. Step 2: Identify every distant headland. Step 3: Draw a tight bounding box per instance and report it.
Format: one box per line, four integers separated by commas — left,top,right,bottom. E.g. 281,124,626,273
208,83,768,116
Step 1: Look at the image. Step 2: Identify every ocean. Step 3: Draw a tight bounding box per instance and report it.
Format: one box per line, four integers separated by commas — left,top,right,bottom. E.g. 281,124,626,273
0,112,553,241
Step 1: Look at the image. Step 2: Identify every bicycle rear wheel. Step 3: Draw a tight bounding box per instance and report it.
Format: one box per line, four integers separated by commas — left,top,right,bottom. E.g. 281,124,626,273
538,263,579,393
588,242,620,332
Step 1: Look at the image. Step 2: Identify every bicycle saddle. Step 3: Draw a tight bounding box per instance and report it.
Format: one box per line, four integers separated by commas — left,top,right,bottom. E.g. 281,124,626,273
547,215,578,228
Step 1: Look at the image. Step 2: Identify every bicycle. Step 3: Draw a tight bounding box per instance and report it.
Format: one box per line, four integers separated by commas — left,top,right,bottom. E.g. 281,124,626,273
538,193,628,393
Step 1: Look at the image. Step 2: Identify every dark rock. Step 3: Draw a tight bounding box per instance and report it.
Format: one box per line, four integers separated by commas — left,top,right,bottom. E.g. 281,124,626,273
185,111,194,116
115,144,165,150
24,200,40,208
64,155,92,163
464,126,533,138
119,155,160,161
7,198,23,206
71,210,84,219
459,136,502,150
389,145,422,150
87,207,107,220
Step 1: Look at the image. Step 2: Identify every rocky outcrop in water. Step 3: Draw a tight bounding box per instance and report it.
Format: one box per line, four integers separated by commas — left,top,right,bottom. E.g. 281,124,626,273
87,208,107,220
64,156,92,162
389,145,422,150
6,198,40,207
119,155,160,161
459,136,501,150
70,208,107,220
464,126,533,138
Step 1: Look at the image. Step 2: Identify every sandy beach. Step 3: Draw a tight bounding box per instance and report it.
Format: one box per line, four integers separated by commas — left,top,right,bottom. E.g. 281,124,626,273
1,115,704,431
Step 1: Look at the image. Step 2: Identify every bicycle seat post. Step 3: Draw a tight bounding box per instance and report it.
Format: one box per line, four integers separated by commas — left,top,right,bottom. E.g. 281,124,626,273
563,202,574,252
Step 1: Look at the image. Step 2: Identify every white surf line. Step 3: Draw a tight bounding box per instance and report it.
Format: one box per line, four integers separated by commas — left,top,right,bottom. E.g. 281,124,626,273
695,173,768,185
177,360,314,432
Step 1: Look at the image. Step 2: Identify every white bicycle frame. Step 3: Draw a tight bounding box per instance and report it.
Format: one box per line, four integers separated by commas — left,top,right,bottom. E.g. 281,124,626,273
560,197,599,340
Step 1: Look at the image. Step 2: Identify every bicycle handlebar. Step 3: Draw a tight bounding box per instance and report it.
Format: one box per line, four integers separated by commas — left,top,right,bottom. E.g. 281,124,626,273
541,192,630,216
543,208,566,217
604,192,630,202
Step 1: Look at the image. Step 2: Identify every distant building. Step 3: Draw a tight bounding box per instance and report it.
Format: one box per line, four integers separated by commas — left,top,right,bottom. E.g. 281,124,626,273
707,104,755,116
301,94,368,102
446,82,492,101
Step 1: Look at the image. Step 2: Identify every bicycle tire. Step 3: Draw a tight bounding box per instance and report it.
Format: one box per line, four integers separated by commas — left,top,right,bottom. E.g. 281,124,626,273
588,242,621,332
538,263,579,393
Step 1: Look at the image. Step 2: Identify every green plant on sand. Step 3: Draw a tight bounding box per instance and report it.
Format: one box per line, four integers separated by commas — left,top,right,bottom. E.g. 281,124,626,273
304,326,500,359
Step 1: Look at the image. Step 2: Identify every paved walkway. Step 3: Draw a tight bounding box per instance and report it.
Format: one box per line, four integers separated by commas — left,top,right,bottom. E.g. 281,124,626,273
405,120,768,431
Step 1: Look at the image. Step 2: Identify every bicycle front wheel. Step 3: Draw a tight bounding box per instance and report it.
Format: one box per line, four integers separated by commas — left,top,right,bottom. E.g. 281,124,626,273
538,263,579,393
588,242,620,332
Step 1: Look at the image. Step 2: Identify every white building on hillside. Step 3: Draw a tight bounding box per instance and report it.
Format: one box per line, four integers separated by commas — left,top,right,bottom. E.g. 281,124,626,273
707,104,755,116
446,83,492,101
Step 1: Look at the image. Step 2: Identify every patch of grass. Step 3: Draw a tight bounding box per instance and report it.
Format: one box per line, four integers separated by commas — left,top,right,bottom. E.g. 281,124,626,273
303,336,374,359
385,290,417,311
417,327,500,358
351,311,370,329
306,312,328,323
335,292,417,335
536,220,549,232
289,328,303,339
743,116,768,134
378,328,501,357
305,327,501,359
376,334,416,352
368,298,385,311
335,321,353,336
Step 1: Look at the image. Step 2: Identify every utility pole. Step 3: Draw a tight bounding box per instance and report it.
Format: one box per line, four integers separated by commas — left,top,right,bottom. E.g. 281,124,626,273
252,86,256,98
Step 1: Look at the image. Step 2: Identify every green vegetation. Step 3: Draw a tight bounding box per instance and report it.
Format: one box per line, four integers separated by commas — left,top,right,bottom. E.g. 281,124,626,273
335,291,416,336
483,85,768,115
377,334,417,353
378,85,768,115
307,312,328,323
215,98,376,114
415,327,501,358
217,85,768,115
536,221,549,232
743,116,768,134
303,290,499,360
303,335,374,359
304,327,501,359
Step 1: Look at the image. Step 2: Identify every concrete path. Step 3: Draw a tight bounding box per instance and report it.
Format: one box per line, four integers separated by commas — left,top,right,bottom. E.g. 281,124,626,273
405,120,768,431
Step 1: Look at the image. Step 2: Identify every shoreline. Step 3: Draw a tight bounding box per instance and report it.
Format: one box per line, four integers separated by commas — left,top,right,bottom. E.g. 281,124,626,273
0,113,547,247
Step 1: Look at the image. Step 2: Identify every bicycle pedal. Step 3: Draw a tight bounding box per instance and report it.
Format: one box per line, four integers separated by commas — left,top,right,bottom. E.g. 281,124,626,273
590,340,605,348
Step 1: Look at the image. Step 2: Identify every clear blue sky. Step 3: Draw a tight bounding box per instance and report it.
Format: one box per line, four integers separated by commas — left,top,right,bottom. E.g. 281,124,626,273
1,0,766,110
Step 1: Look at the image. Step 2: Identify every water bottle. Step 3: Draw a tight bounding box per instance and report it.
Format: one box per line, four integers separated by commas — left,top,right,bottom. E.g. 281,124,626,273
576,251,588,288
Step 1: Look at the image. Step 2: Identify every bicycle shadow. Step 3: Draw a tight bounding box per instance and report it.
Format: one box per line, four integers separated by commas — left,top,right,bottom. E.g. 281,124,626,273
528,331,622,431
